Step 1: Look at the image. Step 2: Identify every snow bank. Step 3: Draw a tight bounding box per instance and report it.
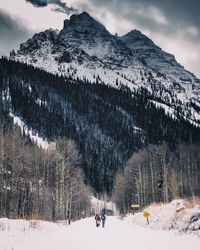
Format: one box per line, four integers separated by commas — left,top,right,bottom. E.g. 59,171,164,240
0,217,60,234
125,199,200,236
0,218,69,250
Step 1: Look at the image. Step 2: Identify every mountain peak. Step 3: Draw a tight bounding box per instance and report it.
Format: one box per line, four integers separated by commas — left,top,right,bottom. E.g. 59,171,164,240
121,29,155,47
120,29,160,61
61,11,109,35
71,11,91,20
130,29,142,35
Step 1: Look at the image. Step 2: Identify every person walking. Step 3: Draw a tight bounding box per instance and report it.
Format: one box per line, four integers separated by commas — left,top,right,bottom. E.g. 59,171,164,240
95,214,101,227
101,213,106,228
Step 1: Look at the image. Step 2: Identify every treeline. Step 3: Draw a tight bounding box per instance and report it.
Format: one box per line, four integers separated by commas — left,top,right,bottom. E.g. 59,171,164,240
0,123,91,221
0,58,200,194
114,143,200,213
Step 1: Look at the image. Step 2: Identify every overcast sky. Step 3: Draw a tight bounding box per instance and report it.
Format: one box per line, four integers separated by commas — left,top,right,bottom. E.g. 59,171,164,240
0,0,199,77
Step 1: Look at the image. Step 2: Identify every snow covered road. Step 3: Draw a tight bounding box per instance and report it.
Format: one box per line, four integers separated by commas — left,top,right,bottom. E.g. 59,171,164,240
0,216,199,250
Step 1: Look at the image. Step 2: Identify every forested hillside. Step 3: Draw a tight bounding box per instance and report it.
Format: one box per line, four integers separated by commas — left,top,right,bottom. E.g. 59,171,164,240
0,58,200,195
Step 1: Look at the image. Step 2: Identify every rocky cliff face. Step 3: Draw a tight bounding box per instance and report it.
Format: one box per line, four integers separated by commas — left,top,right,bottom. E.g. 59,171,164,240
120,29,198,82
12,12,200,125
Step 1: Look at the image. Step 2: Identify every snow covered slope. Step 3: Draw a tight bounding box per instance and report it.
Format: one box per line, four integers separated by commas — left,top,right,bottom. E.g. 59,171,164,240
125,199,200,235
12,11,200,125
0,216,200,250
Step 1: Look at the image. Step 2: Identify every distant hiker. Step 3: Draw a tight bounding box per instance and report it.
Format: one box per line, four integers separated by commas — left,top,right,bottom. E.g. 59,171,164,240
95,214,101,227
67,213,71,225
101,214,106,228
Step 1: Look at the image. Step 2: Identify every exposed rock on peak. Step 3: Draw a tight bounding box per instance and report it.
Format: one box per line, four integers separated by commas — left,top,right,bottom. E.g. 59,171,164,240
61,11,109,36
18,29,58,54
120,29,187,76
122,29,156,48
58,12,133,67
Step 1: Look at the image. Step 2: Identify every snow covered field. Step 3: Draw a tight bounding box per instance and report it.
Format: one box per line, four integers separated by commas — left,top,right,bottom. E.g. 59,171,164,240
0,216,199,250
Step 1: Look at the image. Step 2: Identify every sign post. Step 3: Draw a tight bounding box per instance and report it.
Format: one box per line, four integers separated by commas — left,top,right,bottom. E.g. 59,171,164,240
143,210,150,224
131,204,140,214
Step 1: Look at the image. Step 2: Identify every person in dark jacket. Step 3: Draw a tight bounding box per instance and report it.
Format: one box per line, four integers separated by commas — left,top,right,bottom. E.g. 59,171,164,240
95,214,101,227
101,214,106,228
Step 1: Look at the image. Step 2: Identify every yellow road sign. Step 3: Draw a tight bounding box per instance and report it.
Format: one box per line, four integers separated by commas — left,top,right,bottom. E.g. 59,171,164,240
143,211,150,218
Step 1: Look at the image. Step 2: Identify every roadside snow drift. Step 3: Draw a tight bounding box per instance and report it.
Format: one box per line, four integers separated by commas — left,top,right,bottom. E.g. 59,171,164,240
126,199,200,235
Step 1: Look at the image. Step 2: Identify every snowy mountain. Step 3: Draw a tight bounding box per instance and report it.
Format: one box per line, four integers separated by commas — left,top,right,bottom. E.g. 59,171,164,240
11,11,200,126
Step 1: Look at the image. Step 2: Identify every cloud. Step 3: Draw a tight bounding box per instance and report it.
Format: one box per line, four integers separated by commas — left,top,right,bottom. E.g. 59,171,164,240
0,10,31,56
26,0,47,7
25,0,78,14
89,0,200,33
